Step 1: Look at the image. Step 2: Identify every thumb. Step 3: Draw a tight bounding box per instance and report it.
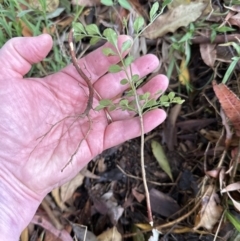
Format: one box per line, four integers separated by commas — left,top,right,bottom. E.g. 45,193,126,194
0,34,52,78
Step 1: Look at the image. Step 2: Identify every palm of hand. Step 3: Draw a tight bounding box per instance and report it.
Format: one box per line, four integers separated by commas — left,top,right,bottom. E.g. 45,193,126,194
0,34,168,201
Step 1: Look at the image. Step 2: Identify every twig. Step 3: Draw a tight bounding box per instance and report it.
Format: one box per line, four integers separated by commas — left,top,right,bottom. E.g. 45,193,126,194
116,165,176,186
123,199,202,238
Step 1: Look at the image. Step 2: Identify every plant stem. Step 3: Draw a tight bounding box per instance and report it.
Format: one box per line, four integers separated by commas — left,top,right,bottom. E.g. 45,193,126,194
115,44,154,226
134,94,153,226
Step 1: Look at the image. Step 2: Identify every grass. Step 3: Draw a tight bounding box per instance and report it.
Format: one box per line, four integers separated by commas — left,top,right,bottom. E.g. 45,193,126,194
0,0,75,77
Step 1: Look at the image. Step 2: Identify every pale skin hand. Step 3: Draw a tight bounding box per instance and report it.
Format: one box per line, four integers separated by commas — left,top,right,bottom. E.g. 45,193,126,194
0,34,168,240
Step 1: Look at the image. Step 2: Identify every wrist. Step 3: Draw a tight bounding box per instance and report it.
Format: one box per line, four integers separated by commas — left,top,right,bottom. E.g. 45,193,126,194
0,166,42,241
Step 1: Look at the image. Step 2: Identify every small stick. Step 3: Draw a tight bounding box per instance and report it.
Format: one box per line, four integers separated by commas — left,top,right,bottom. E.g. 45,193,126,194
68,28,94,116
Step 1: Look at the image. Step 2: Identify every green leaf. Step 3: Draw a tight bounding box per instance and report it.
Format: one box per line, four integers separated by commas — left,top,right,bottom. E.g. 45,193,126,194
102,47,117,56
217,26,235,33
144,99,157,108
120,78,128,85
125,90,134,96
73,22,86,34
119,99,129,106
121,40,132,53
90,37,101,45
132,74,139,82
46,7,65,19
168,92,175,101
95,105,105,111
103,28,118,46
151,141,173,181
118,0,131,10
160,95,169,102
132,225,145,241
108,105,117,111
99,99,113,106
109,64,122,73
222,57,240,84
150,2,159,21
226,211,240,232
210,29,217,43
101,0,114,6
123,56,134,66
85,24,100,35
140,92,150,100
133,17,144,33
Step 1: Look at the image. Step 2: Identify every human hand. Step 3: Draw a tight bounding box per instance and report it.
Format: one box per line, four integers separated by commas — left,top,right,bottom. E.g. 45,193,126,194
0,34,168,240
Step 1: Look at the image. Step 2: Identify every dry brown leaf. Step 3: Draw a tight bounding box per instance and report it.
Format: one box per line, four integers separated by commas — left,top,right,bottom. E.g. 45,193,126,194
179,57,190,85
60,172,84,203
97,226,122,241
51,188,68,211
128,0,148,19
143,2,207,39
18,19,33,37
132,187,145,203
224,5,240,12
20,227,28,241
194,185,223,231
229,13,240,27
149,188,180,217
56,16,74,28
213,81,240,136
222,182,240,193
200,43,216,68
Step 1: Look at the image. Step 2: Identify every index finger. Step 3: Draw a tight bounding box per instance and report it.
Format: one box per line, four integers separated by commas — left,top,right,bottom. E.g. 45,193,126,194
63,35,132,85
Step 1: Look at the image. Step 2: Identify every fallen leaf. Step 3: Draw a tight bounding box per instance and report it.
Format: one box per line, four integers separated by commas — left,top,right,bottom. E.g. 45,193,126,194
221,182,240,193
97,226,122,241
212,81,240,137
71,223,98,241
200,43,216,68
51,188,68,211
20,227,28,241
221,182,240,212
224,5,240,12
229,13,240,27
60,172,84,203
132,187,145,203
91,189,124,225
151,140,173,180
149,188,180,217
179,57,190,86
19,19,33,37
194,185,223,231
143,2,207,39
135,223,151,230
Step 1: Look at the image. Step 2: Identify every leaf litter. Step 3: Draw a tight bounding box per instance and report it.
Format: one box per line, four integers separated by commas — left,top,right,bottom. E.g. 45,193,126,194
17,0,240,240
